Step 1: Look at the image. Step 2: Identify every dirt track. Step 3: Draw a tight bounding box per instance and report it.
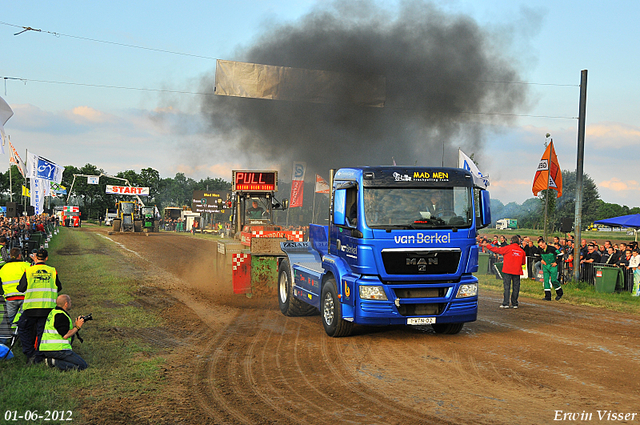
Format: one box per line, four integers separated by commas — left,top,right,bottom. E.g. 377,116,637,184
90,227,640,424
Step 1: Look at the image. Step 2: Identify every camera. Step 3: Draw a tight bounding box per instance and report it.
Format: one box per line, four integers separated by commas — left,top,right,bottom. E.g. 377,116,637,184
80,313,93,322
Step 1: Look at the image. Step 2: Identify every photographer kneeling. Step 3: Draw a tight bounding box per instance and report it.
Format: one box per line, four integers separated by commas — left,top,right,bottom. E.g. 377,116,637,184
39,294,88,371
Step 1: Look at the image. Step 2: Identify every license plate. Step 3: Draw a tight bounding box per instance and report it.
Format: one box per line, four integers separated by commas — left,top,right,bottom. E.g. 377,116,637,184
407,317,435,325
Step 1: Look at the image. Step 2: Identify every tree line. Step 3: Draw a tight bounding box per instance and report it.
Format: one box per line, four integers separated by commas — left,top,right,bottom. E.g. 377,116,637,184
0,164,230,220
491,170,640,231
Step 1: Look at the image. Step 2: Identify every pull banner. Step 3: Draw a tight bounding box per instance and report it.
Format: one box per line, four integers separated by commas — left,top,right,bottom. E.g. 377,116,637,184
87,176,99,185
214,59,386,107
26,151,64,184
106,185,149,196
289,162,306,208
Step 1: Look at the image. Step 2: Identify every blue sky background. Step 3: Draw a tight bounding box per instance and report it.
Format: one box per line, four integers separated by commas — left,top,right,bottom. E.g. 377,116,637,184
2,0,639,207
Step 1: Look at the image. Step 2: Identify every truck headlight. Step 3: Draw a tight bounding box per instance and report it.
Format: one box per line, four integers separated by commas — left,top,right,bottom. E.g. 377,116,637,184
359,286,388,300
456,283,478,298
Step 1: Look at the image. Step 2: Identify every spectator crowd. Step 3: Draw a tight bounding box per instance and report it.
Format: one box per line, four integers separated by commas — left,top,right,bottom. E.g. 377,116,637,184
478,233,640,296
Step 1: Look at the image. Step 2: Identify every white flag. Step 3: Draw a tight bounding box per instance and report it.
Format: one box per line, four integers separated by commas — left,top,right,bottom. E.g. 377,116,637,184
27,151,65,184
0,96,13,154
87,175,100,185
30,178,46,215
458,149,489,188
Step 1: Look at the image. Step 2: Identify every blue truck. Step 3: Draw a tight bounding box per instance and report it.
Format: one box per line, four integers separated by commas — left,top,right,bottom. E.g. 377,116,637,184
278,166,492,337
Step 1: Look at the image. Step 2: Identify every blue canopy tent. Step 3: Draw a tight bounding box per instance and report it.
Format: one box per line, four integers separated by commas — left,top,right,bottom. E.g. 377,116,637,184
593,214,640,241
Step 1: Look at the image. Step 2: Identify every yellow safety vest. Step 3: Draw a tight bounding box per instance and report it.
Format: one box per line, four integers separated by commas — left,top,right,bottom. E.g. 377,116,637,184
0,261,30,299
39,308,72,351
22,264,58,310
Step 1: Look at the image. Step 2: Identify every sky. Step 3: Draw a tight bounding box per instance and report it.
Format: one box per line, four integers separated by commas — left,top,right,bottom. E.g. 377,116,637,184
2,0,639,207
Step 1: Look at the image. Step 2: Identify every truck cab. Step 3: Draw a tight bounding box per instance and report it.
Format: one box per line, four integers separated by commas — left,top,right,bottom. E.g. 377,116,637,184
279,166,491,337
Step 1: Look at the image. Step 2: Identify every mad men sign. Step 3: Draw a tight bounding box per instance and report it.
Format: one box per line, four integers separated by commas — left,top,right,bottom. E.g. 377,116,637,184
105,185,150,196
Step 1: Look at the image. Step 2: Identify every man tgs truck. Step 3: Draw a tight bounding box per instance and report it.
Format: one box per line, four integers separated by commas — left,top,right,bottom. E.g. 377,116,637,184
278,166,491,337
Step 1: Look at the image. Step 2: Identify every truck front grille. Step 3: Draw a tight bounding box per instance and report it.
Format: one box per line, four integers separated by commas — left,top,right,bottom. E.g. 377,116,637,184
381,250,460,275
397,303,446,316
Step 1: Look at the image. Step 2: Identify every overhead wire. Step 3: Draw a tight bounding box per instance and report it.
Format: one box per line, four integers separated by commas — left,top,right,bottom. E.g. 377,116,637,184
1,20,578,119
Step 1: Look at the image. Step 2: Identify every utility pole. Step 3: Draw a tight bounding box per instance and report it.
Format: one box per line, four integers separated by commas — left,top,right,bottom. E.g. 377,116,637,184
573,70,588,282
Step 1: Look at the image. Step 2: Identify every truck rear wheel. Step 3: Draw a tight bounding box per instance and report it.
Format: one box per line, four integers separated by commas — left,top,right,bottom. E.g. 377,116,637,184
321,278,353,337
134,220,143,232
278,259,316,317
431,323,464,335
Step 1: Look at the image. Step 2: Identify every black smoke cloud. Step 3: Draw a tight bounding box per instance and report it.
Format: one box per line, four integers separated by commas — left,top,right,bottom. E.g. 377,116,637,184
200,1,529,177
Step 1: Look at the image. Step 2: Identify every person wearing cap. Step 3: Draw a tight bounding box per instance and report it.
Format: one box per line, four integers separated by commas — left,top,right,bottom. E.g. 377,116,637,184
0,248,30,327
15,248,62,363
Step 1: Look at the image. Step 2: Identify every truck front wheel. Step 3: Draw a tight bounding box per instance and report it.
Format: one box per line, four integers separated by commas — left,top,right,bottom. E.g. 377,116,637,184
321,278,353,337
431,323,464,335
278,259,316,317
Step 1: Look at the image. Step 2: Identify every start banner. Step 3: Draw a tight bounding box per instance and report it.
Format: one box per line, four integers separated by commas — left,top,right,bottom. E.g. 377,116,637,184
106,185,150,196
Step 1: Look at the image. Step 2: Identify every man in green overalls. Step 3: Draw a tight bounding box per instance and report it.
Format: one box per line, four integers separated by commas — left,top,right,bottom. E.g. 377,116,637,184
538,239,564,301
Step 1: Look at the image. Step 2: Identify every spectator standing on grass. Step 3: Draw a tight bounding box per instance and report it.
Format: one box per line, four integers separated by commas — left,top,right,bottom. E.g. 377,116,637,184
16,248,61,364
0,248,30,327
40,294,88,371
538,239,564,301
484,235,526,309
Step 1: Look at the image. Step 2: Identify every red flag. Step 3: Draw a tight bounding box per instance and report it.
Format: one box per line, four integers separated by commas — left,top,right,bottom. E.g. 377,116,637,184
289,162,306,208
532,141,562,198
315,174,330,194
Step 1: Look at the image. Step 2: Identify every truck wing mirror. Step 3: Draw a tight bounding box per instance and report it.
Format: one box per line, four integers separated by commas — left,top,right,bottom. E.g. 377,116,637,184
333,189,347,226
479,190,492,229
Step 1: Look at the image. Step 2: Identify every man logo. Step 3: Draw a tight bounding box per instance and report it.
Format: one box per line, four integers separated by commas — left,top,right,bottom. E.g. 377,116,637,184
406,257,437,272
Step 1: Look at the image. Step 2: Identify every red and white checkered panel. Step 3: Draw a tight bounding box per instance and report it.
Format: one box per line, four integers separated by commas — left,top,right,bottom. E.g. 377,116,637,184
232,253,251,294
232,253,250,270
286,231,304,241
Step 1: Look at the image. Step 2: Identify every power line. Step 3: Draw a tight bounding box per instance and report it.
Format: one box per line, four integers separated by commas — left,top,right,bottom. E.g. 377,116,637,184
2,75,576,119
0,20,579,88
0,20,218,61
2,75,213,96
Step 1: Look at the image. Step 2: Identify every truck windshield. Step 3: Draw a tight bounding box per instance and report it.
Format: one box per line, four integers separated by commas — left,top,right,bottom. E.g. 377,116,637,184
121,203,135,214
363,187,473,229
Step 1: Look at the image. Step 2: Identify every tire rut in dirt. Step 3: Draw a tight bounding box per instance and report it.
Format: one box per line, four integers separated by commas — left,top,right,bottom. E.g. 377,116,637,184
194,307,456,424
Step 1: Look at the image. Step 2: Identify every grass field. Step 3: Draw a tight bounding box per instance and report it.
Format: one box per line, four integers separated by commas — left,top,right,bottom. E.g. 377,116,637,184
0,228,170,424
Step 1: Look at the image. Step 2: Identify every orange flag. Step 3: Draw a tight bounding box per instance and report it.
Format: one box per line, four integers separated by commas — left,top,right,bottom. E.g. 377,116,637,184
532,140,562,198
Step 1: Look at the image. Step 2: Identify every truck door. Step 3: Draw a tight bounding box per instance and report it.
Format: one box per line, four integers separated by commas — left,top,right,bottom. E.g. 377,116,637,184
332,184,359,271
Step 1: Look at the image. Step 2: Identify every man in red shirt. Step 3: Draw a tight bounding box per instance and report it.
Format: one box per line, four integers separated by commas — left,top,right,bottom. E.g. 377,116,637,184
484,235,526,309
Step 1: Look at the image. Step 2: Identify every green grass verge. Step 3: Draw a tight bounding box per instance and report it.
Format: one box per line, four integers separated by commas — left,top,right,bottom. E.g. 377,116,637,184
0,228,169,424
477,274,640,314
479,227,637,242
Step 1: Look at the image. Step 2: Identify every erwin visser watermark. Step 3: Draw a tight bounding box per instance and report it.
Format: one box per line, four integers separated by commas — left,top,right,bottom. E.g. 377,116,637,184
554,411,638,421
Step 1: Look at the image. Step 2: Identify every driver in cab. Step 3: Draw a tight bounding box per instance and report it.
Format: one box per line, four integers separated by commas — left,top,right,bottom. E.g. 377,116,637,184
246,200,265,219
